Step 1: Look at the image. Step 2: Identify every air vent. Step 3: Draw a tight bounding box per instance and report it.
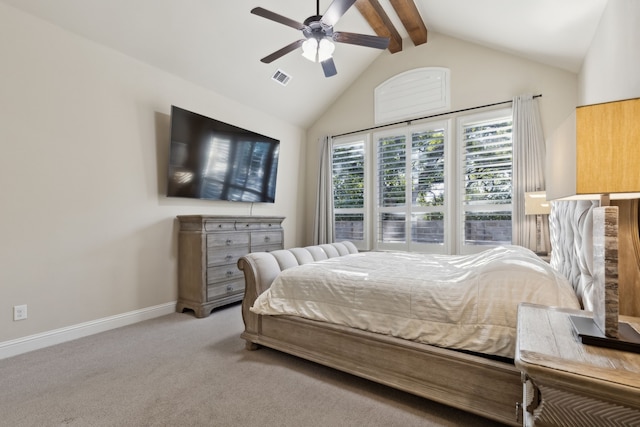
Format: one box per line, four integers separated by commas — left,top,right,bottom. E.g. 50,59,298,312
272,69,292,86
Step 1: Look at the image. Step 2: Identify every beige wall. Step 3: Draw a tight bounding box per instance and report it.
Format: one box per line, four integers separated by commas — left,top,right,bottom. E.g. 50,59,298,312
305,32,580,245
546,0,640,202
0,4,305,344
579,0,640,104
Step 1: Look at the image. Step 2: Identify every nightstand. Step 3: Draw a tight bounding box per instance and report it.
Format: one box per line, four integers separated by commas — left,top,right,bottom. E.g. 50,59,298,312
515,303,640,427
536,254,550,263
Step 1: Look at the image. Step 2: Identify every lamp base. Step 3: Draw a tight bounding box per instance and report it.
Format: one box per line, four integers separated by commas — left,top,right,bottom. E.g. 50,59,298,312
570,316,640,353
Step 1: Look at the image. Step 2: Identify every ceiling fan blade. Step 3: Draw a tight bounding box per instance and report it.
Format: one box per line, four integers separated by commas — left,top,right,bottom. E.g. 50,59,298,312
333,32,390,50
251,7,306,30
260,39,306,63
321,0,357,27
321,57,338,78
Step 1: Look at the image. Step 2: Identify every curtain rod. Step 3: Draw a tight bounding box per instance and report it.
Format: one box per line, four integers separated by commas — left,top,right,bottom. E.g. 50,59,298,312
333,94,542,138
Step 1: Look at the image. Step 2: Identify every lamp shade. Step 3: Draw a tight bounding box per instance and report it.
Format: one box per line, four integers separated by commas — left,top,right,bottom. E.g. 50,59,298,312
301,38,318,62
301,38,335,63
524,191,551,215
317,39,335,62
546,97,640,200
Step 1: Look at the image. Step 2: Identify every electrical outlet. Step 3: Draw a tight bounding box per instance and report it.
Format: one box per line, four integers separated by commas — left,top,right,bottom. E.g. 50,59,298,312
13,305,27,321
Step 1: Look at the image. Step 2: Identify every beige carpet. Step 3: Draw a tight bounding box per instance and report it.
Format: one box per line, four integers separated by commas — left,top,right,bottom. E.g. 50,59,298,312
0,303,505,426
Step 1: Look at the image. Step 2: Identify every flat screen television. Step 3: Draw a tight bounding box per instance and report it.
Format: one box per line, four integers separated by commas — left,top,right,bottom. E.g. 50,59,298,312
167,106,279,203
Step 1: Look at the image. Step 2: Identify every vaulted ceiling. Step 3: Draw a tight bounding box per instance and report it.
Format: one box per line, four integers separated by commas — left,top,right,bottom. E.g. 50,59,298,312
0,0,608,128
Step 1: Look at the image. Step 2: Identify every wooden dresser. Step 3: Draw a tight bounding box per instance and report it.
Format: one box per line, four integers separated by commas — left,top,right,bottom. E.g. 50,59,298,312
176,215,284,318
515,303,640,426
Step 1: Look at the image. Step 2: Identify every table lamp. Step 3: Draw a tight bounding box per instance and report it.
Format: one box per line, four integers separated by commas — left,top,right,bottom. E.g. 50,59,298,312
524,191,551,255
547,97,640,352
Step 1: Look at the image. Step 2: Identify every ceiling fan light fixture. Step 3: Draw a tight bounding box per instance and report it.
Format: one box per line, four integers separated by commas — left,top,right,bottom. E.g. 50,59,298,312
301,38,318,62
301,38,335,63
252,1,390,78
318,38,335,62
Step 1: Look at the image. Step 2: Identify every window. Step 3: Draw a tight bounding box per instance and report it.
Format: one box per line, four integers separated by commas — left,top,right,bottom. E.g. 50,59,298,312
331,108,513,254
375,122,448,252
457,109,513,253
332,135,368,249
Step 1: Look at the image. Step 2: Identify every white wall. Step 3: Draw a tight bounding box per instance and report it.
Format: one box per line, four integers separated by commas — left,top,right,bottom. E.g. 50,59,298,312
546,0,640,207
579,0,640,104
304,32,580,245
0,3,305,345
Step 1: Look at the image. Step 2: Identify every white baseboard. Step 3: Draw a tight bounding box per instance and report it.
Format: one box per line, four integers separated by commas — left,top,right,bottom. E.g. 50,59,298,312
0,302,177,360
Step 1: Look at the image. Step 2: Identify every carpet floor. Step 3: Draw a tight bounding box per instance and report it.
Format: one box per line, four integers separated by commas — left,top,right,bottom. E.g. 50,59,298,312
0,303,505,426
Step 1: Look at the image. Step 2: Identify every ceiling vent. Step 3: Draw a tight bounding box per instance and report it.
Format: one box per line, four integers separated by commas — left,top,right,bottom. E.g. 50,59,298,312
272,69,292,86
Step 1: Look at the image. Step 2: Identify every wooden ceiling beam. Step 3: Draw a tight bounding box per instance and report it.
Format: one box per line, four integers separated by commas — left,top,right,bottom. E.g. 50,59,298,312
389,0,428,46
354,0,403,54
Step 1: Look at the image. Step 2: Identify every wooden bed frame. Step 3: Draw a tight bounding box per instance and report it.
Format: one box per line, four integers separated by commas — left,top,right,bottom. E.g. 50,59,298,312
238,200,640,426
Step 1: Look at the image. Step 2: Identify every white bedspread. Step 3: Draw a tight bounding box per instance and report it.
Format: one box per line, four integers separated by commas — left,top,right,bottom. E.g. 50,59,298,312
251,245,580,358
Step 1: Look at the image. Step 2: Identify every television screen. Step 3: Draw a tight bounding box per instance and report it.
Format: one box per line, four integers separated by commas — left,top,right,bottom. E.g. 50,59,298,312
167,106,279,203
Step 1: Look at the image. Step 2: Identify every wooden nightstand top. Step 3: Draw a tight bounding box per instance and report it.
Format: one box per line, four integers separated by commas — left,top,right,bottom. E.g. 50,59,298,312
516,303,640,409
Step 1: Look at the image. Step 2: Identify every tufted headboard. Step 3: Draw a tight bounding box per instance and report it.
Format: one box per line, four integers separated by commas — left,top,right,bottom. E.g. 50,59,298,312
549,200,599,311
550,199,640,316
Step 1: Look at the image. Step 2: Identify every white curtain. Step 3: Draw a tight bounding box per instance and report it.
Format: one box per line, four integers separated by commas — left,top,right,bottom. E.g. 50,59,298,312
512,94,549,252
313,135,335,244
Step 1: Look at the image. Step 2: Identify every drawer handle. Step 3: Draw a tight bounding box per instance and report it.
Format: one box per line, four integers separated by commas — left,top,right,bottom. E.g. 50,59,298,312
225,254,233,261
226,271,233,278
264,236,270,242
226,284,233,292
226,239,232,245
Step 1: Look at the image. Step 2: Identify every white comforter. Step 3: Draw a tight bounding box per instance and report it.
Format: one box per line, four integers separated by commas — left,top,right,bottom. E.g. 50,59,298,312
251,245,580,358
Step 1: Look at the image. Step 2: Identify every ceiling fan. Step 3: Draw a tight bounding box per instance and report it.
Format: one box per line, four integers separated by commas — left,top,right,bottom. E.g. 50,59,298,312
251,0,390,78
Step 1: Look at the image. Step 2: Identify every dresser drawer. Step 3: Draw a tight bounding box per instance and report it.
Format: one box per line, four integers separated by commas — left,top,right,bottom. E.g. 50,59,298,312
207,265,244,284
251,231,282,247
207,246,249,267
256,221,282,230
203,220,236,232
207,279,245,301
207,232,250,248
235,221,263,231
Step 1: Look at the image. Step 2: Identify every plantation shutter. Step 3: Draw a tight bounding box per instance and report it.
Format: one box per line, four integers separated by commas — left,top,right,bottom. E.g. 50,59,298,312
377,134,407,244
410,128,446,246
460,115,513,247
375,123,448,251
332,141,366,244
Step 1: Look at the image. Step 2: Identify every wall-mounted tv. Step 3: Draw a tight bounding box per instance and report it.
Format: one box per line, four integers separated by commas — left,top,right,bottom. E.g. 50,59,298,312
167,106,279,203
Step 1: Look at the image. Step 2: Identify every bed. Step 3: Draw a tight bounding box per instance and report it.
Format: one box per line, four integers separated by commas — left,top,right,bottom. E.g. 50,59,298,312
238,200,640,426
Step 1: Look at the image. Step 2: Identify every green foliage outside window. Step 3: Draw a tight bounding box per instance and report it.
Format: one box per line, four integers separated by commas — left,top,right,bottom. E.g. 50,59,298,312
333,144,364,209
